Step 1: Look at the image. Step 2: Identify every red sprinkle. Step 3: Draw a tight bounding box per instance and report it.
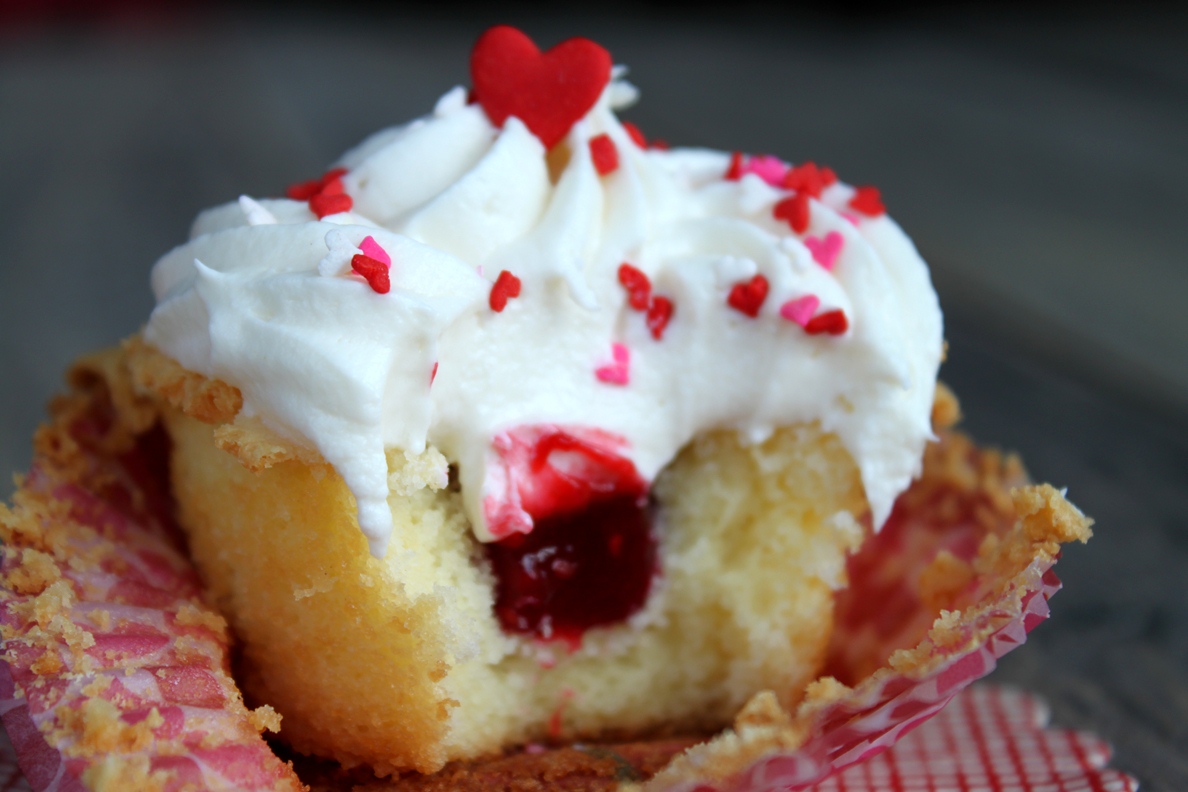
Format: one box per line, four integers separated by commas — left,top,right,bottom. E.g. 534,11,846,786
617,263,651,310
589,134,619,176
725,151,744,180
773,192,811,234
782,161,838,198
351,254,390,294
727,274,769,318
431,361,439,385
622,122,647,148
804,309,849,335
311,192,353,219
286,167,347,201
849,186,886,217
650,139,670,151
470,26,612,150
490,269,522,312
286,178,323,201
319,175,345,196
646,296,674,339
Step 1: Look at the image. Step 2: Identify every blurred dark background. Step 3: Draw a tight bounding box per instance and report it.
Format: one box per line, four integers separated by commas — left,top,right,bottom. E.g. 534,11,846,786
1,2,1186,788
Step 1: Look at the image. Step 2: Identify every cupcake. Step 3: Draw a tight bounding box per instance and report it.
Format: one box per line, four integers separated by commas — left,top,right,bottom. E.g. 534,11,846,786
0,24,1091,789
130,24,943,774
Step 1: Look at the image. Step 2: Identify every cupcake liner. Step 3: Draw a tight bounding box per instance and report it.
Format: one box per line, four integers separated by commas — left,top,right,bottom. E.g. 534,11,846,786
1,368,1095,791
814,685,1137,792
0,381,301,791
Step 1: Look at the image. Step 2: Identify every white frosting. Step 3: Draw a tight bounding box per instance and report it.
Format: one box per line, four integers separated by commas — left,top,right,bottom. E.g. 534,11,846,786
145,77,943,558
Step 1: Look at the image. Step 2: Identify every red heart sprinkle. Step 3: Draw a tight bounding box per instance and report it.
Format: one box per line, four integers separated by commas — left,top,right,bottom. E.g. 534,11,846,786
490,269,523,312
805,309,849,335
727,274,769,318
773,192,811,234
724,151,744,181
286,167,347,201
351,254,390,294
622,122,647,148
310,192,353,219
849,185,886,216
589,133,619,176
646,296,674,339
617,263,651,311
470,26,612,150
319,175,345,196
782,161,837,198
286,177,323,201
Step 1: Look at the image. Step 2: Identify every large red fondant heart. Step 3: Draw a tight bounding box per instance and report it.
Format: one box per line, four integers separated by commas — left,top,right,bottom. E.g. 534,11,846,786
470,25,613,149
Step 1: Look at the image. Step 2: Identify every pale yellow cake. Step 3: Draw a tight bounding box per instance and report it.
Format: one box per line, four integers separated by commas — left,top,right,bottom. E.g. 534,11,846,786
124,338,867,775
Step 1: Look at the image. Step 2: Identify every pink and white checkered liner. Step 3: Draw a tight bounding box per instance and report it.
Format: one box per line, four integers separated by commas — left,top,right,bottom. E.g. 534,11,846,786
810,686,1136,792
0,685,1137,791
705,566,1067,792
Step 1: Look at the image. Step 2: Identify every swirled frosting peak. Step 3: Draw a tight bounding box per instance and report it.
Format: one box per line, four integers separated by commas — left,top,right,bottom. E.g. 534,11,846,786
145,31,943,558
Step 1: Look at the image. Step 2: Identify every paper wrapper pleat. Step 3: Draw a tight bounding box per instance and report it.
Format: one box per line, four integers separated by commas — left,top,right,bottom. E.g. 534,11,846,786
0,366,302,791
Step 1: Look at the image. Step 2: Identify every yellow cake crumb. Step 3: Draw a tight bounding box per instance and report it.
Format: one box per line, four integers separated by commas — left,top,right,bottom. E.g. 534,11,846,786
249,704,284,734
4,548,61,595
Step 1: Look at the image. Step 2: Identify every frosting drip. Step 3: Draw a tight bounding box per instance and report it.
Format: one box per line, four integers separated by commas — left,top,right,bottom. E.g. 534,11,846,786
145,77,943,557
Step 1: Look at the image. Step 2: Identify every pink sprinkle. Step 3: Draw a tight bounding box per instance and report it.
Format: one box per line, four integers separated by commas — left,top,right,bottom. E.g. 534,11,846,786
524,744,548,755
740,155,789,187
804,231,844,271
840,212,862,227
359,235,391,267
595,343,630,386
780,295,820,327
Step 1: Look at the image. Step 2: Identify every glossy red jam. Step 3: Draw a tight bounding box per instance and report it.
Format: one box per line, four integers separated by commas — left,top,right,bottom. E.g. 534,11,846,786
484,427,658,645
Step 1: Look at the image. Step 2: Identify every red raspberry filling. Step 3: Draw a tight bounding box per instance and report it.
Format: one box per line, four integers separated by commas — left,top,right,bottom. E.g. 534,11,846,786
484,427,658,645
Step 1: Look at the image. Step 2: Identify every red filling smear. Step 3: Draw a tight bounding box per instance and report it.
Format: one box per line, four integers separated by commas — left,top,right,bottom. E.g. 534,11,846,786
805,309,849,336
622,121,647,148
483,426,657,645
350,254,390,294
727,274,769,318
782,161,838,198
470,25,612,150
489,269,522,312
617,263,652,310
589,133,619,176
773,192,811,234
849,185,886,217
646,295,674,340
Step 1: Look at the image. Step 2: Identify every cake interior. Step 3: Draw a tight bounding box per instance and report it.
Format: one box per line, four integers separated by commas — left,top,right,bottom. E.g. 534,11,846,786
163,403,867,775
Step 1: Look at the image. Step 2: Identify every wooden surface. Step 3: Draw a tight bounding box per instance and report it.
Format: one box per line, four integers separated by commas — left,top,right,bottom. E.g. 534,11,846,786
0,6,1185,789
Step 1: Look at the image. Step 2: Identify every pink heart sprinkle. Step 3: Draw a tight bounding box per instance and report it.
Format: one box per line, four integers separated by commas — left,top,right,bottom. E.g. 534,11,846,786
780,295,820,327
741,155,789,187
840,211,861,227
595,343,630,385
359,235,391,267
804,231,844,271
